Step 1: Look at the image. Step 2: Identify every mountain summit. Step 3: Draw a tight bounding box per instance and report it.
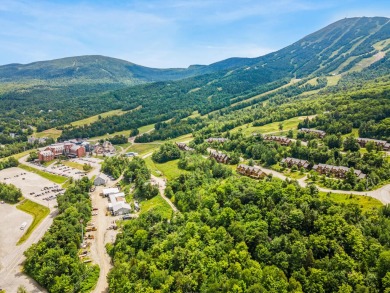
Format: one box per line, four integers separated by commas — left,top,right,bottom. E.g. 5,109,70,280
0,17,389,86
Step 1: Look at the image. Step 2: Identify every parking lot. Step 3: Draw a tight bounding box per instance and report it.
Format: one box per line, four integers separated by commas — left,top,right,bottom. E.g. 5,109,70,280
0,167,62,207
47,162,86,180
0,203,32,270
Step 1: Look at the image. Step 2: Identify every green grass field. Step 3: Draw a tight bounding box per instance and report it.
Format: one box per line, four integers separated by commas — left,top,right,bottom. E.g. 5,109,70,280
34,128,62,139
16,199,50,245
341,128,359,138
327,75,342,86
319,192,382,213
144,157,187,180
19,164,68,184
88,129,133,141
138,124,155,134
167,133,193,143
231,116,306,136
283,170,306,179
127,143,161,156
62,160,87,171
67,109,128,127
140,195,172,219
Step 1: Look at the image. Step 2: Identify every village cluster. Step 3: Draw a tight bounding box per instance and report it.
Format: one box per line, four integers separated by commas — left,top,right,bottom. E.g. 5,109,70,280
32,138,116,163
202,128,390,181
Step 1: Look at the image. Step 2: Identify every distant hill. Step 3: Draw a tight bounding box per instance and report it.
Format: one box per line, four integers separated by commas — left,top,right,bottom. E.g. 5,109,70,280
0,54,249,86
1,16,388,87
0,55,198,85
1,16,390,139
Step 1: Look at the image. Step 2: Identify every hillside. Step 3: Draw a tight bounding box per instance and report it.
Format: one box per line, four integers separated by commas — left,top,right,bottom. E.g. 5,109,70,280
1,16,390,158
0,55,204,85
0,54,258,86
1,17,388,88
57,17,390,140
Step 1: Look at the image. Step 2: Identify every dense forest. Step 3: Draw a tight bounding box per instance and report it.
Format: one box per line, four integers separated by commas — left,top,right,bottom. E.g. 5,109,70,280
23,177,99,292
108,156,390,292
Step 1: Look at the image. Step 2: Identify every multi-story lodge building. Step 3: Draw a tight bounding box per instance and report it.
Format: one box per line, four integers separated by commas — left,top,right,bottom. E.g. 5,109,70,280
176,142,195,152
264,135,292,146
38,141,86,162
357,138,390,151
209,150,230,164
237,164,268,179
281,157,310,169
312,163,366,179
299,128,326,138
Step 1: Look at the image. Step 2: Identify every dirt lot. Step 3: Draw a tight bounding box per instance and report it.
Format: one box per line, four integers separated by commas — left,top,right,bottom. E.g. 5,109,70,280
0,167,61,207
0,203,32,270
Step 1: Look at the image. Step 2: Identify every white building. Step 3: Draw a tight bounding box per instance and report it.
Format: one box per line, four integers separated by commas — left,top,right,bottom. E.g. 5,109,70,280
102,187,120,197
107,192,131,215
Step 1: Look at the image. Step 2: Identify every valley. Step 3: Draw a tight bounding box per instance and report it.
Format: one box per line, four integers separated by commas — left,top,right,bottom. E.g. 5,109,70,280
1,16,390,293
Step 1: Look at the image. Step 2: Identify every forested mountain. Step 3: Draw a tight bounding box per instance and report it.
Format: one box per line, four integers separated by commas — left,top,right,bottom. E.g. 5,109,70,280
0,17,389,155
57,17,390,140
2,17,388,85
0,55,207,85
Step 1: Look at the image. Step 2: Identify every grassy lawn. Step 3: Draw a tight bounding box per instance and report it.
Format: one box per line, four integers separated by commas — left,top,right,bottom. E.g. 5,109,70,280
284,170,306,179
327,75,342,86
140,195,172,219
16,199,50,245
319,192,382,213
138,124,155,134
231,116,306,136
34,128,62,139
144,157,187,180
19,164,68,184
166,133,193,143
67,109,128,127
118,142,132,149
88,129,133,141
127,143,161,156
342,128,359,138
62,160,86,171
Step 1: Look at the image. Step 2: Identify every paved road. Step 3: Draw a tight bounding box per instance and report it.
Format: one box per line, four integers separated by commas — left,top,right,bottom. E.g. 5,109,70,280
259,165,390,204
0,209,57,293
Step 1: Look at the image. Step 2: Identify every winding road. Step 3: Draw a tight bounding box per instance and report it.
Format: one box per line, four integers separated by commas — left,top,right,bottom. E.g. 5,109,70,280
259,165,390,204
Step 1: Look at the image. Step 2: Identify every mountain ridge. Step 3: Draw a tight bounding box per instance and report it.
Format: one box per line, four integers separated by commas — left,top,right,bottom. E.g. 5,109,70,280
1,16,388,87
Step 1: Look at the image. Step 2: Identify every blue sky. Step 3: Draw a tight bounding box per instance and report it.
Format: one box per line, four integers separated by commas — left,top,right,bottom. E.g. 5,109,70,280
0,0,389,68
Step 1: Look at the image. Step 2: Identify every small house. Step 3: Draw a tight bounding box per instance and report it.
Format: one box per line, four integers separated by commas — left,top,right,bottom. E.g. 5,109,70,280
94,173,109,186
